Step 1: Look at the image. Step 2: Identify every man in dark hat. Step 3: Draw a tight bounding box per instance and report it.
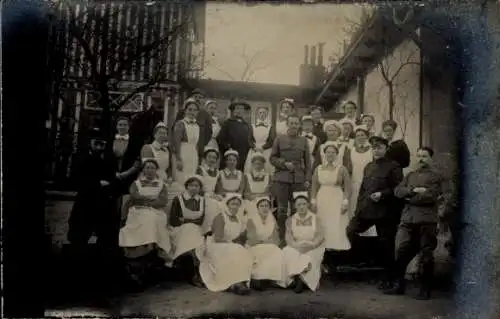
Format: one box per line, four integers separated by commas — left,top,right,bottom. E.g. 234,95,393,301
384,146,447,300
381,119,410,169
173,88,213,161
346,135,403,289
217,99,255,170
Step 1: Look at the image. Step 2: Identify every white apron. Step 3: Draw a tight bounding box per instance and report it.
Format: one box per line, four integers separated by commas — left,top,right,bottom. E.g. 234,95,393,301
244,124,272,173
247,213,285,282
206,117,221,151
169,195,205,261
282,212,325,291
197,212,253,292
350,146,377,237
316,165,351,250
119,180,171,254
199,166,223,233
150,144,170,182
176,120,200,184
243,172,270,215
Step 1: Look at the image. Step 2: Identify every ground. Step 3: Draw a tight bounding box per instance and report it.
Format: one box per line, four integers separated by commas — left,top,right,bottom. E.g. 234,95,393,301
45,279,452,318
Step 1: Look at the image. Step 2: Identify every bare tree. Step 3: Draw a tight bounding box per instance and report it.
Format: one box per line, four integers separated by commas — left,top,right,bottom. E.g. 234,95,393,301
207,45,277,82
49,0,203,137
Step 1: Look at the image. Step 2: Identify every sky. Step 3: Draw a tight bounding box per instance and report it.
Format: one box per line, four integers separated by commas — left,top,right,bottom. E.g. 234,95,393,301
202,3,369,85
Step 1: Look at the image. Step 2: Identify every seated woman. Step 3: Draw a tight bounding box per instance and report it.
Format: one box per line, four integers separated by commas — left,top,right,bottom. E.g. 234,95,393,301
246,196,285,291
214,149,246,197
119,158,172,288
196,146,223,233
282,192,325,293
243,152,271,216
197,193,253,295
168,175,206,287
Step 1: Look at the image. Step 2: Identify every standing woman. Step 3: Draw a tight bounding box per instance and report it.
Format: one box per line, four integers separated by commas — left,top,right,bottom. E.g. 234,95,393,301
340,100,360,124
244,106,273,173
282,192,325,293
246,196,285,290
119,158,172,288
315,120,352,174
339,118,355,148
140,122,173,184
350,125,377,237
204,100,222,152
275,98,296,137
310,143,351,265
172,98,202,184
360,114,377,137
197,193,253,295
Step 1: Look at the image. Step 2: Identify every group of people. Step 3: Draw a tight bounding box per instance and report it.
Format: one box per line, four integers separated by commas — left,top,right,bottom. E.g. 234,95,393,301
67,90,451,300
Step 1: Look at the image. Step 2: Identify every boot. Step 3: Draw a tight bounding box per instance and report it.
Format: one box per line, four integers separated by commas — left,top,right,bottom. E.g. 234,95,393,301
383,278,406,295
232,282,251,295
251,280,266,291
293,276,306,294
415,264,433,300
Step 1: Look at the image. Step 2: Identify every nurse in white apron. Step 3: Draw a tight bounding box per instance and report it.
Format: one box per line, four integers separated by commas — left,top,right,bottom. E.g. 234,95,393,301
316,120,353,175
350,125,377,237
275,98,295,137
119,158,172,285
242,152,271,216
282,192,325,293
168,175,206,286
204,100,221,151
246,196,285,290
244,106,273,173
339,118,355,149
140,122,173,183
172,98,201,184
196,193,253,295
196,146,224,234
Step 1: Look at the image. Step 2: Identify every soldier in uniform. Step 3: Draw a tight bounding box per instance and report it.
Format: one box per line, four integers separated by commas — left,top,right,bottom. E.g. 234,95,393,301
346,135,403,289
269,114,312,246
384,147,447,300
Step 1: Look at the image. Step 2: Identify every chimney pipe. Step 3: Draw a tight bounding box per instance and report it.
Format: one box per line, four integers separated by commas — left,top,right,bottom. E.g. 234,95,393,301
304,45,309,65
310,45,317,66
318,42,325,66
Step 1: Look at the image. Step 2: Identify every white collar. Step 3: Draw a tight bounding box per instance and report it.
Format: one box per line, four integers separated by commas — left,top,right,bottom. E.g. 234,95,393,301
182,192,201,201
223,168,238,175
115,133,129,140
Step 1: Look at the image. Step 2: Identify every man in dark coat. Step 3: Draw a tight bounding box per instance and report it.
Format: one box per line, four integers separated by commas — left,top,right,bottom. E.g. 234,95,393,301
216,99,255,170
381,119,411,169
384,147,447,300
309,105,327,144
68,128,119,250
346,135,403,288
125,91,165,170
269,114,312,246
173,88,213,162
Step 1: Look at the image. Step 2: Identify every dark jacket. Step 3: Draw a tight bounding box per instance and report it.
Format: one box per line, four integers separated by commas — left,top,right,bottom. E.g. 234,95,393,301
355,157,403,220
270,134,312,184
217,116,255,170
312,122,327,144
387,139,411,169
394,166,446,224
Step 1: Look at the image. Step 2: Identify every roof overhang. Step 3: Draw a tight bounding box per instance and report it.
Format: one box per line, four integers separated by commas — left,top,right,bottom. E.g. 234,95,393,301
315,7,422,109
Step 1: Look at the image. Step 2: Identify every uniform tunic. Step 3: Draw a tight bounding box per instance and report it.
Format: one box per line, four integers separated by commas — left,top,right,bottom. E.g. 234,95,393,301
168,193,206,261
197,211,253,292
282,212,325,291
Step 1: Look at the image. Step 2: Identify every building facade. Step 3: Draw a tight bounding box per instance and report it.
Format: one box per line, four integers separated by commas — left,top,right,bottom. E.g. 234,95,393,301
46,0,206,189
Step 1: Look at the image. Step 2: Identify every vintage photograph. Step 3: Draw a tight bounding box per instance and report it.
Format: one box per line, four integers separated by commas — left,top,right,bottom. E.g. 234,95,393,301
36,0,498,317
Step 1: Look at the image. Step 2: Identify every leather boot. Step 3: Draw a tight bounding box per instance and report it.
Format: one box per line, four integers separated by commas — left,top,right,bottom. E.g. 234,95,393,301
293,276,306,294
383,278,406,295
415,264,433,300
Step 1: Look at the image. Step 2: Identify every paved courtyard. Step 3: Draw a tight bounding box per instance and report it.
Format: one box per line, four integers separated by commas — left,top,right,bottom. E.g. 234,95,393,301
46,279,453,318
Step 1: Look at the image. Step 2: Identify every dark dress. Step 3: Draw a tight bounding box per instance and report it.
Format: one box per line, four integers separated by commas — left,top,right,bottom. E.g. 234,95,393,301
217,116,255,170
387,139,411,169
67,151,118,248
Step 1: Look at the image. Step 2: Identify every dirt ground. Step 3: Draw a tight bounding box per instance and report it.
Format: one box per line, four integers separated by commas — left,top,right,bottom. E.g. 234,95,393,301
46,279,452,318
